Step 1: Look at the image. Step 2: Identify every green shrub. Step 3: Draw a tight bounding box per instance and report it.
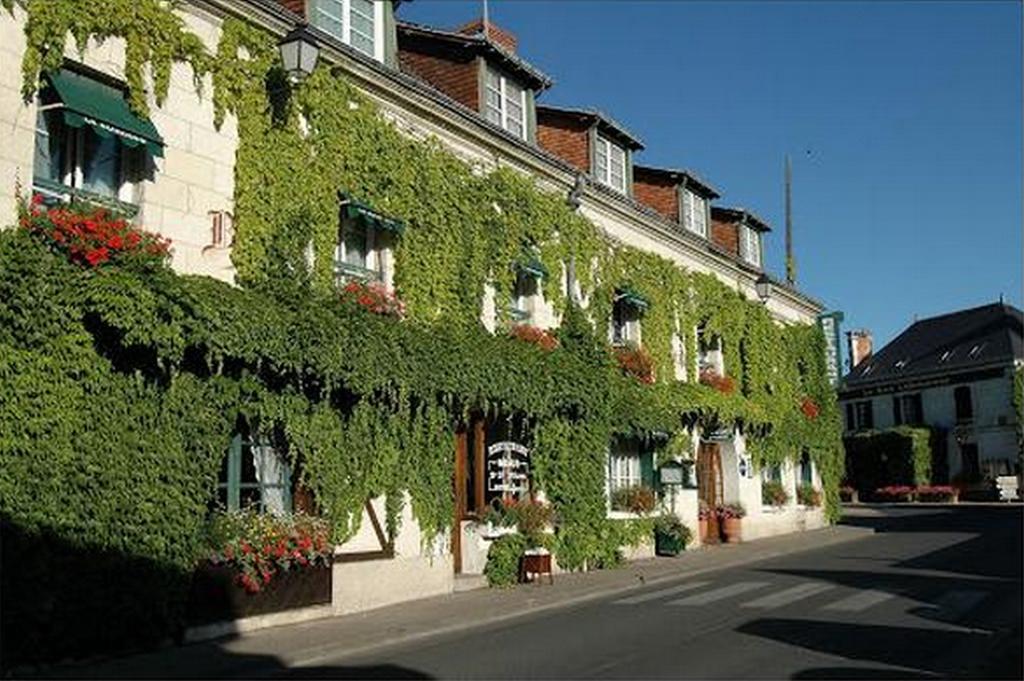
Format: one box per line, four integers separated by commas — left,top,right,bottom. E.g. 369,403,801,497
483,534,530,588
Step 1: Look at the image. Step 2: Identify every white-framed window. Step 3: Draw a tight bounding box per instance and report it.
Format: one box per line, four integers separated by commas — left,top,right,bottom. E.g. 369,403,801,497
484,67,526,140
217,431,292,515
681,189,708,237
696,325,724,376
594,135,626,193
609,449,642,493
33,105,137,205
611,295,642,346
740,225,761,266
334,218,390,285
309,0,384,61
510,270,540,324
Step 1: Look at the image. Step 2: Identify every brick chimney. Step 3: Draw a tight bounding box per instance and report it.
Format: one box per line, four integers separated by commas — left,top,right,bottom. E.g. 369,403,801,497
847,329,873,369
457,18,518,53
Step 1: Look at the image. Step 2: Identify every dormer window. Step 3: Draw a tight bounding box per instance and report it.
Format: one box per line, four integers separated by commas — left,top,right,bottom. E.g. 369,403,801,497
309,0,383,61
740,224,761,267
484,67,526,139
595,135,626,193
681,189,708,237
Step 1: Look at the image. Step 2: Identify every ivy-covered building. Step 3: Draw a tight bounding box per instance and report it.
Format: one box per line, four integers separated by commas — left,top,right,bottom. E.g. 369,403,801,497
839,302,1023,491
0,0,844,662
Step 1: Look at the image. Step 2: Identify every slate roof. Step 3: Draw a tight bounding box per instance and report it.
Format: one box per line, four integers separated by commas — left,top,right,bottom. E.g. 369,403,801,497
842,303,1023,389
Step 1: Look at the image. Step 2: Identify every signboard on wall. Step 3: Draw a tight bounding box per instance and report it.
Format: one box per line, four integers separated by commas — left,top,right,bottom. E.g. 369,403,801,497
486,441,530,494
818,311,845,387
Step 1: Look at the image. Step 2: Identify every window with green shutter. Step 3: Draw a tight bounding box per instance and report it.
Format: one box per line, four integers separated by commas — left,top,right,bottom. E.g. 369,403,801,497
217,432,292,515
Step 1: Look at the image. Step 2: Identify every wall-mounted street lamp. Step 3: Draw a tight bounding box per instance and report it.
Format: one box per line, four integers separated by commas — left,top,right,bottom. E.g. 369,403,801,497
279,23,320,83
755,272,772,305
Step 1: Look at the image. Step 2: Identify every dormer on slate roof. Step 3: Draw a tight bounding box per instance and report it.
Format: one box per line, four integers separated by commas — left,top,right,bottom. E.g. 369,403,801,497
710,206,771,269
535,105,644,196
396,19,552,142
633,164,719,233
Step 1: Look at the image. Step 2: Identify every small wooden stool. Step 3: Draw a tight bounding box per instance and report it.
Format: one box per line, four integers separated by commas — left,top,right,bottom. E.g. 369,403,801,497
519,549,553,585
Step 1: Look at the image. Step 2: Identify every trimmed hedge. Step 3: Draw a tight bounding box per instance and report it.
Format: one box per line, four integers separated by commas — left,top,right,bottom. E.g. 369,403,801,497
843,426,940,495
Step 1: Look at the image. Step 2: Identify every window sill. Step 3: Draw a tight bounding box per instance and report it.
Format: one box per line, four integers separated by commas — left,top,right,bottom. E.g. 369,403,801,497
32,178,139,218
334,262,384,284
606,510,651,521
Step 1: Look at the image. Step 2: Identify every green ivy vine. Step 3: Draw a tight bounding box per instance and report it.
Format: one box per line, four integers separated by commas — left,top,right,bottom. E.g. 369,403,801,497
3,1,846,611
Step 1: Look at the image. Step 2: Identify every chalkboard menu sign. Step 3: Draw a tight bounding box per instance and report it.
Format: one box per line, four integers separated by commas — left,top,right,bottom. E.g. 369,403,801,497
487,441,530,495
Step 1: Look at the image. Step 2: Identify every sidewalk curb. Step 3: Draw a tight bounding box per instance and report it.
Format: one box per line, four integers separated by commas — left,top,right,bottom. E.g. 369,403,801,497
280,525,875,672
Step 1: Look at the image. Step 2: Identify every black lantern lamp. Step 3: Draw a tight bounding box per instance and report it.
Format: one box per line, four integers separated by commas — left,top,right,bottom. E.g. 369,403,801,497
755,272,772,305
279,23,320,82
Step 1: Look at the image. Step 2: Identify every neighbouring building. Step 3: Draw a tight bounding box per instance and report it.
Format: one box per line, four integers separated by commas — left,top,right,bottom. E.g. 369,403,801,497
0,0,838,643
839,303,1024,487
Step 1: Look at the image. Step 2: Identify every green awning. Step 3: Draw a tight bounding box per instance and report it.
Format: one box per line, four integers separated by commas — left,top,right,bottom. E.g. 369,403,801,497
339,192,405,234
45,70,164,158
514,255,548,279
617,286,650,311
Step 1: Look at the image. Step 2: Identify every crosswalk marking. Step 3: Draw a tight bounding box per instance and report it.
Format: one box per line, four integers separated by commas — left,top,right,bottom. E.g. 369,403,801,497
929,590,989,621
668,582,768,606
822,589,896,612
741,582,834,609
614,581,711,605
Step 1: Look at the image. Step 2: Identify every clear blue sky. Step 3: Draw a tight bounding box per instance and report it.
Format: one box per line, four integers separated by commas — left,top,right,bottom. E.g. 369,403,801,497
399,0,1022,364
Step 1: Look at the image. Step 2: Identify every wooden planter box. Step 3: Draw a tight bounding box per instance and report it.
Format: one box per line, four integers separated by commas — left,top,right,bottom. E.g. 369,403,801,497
186,562,332,625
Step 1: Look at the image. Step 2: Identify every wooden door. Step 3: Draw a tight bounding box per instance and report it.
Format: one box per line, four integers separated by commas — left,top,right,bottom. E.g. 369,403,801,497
697,442,723,544
452,418,486,574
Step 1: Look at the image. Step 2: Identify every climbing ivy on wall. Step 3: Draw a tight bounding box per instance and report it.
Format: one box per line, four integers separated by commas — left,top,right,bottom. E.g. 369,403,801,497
16,0,210,115
4,5,848,651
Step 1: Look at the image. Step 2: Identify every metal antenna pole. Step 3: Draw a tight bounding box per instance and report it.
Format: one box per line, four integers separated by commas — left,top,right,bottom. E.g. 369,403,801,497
785,154,795,286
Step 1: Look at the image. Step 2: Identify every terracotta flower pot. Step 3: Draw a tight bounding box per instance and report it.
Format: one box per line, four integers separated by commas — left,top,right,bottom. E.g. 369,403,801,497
722,517,742,544
698,518,708,542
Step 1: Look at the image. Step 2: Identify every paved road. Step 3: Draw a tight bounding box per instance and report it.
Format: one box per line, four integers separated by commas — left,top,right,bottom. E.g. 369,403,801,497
283,505,1022,679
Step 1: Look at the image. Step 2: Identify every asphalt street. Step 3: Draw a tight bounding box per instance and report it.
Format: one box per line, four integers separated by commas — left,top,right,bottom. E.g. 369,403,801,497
281,505,1023,679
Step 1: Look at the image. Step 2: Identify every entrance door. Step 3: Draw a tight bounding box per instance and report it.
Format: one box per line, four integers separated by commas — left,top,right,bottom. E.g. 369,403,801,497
697,442,724,544
452,419,485,574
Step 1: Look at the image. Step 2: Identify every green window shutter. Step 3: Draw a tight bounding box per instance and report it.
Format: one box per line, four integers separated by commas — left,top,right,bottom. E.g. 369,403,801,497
525,89,537,144
640,449,654,487
227,434,242,511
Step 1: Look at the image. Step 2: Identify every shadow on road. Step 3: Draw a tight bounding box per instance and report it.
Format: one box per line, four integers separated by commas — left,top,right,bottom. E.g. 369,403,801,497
733,507,1024,679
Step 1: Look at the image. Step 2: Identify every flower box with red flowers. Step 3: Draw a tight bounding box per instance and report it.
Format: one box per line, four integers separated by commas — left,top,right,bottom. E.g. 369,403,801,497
800,397,820,420
187,512,334,625
20,193,170,269
614,345,655,384
339,279,406,318
699,368,735,394
508,324,559,351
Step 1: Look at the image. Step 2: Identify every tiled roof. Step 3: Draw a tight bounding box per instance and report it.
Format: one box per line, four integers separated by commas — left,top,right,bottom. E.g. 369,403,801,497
711,206,772,233
396,20,553,91
633,164,720,199
536,104,644,150
843,303,1023,388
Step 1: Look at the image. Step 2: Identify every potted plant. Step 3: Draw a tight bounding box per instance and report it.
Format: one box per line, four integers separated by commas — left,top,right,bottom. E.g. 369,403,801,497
654,514,692,556
188,511,334,625
718,503,746,544
479,498,519,537
762,480,789,507
796,483,822,507
611,484,658,515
